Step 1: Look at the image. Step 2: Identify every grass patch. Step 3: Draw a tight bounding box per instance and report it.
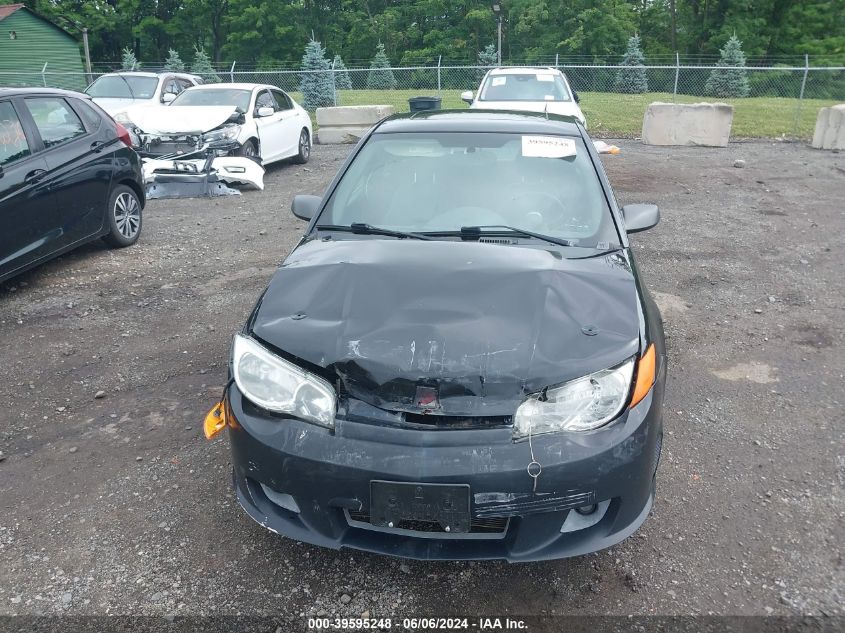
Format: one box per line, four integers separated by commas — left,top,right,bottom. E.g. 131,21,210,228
579,92,835,139
291,88,834,139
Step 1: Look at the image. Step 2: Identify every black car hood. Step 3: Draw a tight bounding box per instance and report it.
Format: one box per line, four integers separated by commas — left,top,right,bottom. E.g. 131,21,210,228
251,238,641,416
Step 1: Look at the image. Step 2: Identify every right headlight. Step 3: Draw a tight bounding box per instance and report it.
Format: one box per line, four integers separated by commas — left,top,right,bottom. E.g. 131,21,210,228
232,334,336,428
513,358,635,438
112,111,133,125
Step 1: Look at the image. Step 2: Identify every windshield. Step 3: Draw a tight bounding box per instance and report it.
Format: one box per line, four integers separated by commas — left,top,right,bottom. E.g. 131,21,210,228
320,132,618,248
86,75,158,99
171,88,252,111
480,73,571,102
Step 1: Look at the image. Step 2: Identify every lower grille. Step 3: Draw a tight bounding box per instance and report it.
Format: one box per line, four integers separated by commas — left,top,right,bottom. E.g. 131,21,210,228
401,412,511,429
348,511,508,534
142,139,201,157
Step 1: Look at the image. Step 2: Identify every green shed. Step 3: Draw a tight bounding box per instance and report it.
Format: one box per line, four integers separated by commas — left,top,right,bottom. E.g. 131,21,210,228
0,3,86,90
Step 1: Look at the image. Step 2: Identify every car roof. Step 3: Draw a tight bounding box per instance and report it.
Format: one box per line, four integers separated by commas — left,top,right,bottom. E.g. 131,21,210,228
185,83,272,91
0,86,89,99
486,67,561,76
375,109,584,136
96,71,198,79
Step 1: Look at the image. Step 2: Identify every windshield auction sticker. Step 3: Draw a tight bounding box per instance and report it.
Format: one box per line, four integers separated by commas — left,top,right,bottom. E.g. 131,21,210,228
521,135,577,158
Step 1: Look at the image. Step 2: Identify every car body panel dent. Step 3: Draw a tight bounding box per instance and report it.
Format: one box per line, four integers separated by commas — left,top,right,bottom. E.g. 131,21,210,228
251,238,641,416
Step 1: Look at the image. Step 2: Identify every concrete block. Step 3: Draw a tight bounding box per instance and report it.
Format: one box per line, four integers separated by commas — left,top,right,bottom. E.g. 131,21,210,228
642,102,734,147
811,104,845,150
317,126,371,145
316,105,395,127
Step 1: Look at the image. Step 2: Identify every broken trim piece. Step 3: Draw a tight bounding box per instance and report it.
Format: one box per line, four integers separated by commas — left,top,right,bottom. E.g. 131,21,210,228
142,152,265,199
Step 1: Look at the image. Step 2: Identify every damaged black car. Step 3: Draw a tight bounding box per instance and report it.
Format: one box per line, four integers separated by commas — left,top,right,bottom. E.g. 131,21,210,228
205,110,666,561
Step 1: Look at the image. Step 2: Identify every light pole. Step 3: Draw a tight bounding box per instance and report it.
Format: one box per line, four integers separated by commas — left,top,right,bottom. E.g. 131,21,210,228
492,3,502,66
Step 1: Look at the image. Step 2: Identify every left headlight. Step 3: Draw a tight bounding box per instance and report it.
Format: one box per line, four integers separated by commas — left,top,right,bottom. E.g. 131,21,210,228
232,334,336,429
513,358,635,438
204,124,241,142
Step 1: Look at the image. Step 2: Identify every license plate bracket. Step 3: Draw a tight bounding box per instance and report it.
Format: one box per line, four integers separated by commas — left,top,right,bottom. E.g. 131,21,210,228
370,481,471,533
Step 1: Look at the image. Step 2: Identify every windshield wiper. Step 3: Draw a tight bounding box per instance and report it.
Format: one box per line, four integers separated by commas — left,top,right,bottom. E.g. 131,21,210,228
316,223,433,241
426,225,575,248
568,246,624,259
115,74,136,100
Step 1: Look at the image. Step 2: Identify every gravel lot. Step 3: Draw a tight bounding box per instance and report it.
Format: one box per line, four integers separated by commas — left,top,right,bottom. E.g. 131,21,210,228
0,140,842,626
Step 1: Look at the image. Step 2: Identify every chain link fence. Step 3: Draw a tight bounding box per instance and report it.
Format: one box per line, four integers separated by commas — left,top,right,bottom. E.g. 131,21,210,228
1,62,842,139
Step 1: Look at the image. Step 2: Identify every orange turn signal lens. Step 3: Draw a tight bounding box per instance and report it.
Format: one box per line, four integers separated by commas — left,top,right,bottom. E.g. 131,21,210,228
203,401,227,439
629,344,656,408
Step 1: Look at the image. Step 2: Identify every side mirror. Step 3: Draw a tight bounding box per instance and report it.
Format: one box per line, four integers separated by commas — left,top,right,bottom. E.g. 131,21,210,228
572,90,581,103
256,106,274,118
460,90,474,105
161,92,176,104
291,194,321,221
622,204,660,233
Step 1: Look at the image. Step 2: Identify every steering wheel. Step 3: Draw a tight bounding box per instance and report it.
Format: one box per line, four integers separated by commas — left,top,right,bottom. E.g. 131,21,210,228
508,191,568,231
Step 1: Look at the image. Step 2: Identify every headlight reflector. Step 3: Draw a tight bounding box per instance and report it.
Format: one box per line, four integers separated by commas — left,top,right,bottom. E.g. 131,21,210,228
513,358,634,438
204,124,241,141
232,334,336,428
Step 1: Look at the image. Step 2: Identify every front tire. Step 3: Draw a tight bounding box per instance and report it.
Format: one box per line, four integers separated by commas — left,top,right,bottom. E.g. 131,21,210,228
292,129,310,164
237,138,259,160
103,185,142,248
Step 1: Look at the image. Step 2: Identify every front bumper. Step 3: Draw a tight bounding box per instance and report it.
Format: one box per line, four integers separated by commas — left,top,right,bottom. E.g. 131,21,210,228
225,386,662,562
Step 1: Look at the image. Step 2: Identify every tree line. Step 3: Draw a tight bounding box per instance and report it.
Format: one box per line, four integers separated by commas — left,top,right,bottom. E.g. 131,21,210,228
23,0,845,67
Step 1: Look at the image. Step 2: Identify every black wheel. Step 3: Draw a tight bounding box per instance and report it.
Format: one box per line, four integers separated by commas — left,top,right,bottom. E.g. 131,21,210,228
293,128,310,164
237,138,258,159
103,185,142,248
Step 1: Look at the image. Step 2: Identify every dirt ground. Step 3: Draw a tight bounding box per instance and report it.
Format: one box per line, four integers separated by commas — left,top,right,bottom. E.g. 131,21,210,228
0,140,842,626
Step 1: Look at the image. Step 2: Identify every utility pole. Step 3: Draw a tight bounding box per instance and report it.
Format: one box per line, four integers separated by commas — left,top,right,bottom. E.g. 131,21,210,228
669,0,677,54
82,27,92,85
57,15,93,85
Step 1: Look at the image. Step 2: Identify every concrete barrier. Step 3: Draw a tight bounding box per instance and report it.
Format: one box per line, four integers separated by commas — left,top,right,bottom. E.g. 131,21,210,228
641,102,734,147
316,105,395,144
811,104,845,150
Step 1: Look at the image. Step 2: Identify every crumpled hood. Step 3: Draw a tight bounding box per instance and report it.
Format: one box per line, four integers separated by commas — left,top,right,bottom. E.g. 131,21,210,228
251,239,640,415
129,106,237,135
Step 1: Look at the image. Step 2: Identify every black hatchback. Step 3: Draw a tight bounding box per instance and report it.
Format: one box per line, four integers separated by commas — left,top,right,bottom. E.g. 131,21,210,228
0,88,145,284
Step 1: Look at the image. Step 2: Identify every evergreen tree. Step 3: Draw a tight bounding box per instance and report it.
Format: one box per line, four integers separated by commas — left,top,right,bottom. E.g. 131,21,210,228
163,49,185,72
299,40,335,111
367,43,396,90
476,44,498,81
120,47,138,71
191,47,221,83
705,35,751,98
333,55,353,90
478,43,498,67
614,35,648,93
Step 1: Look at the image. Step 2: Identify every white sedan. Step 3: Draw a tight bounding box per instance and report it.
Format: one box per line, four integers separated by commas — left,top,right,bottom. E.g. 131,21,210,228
461,67,586,126
121,83,313,165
